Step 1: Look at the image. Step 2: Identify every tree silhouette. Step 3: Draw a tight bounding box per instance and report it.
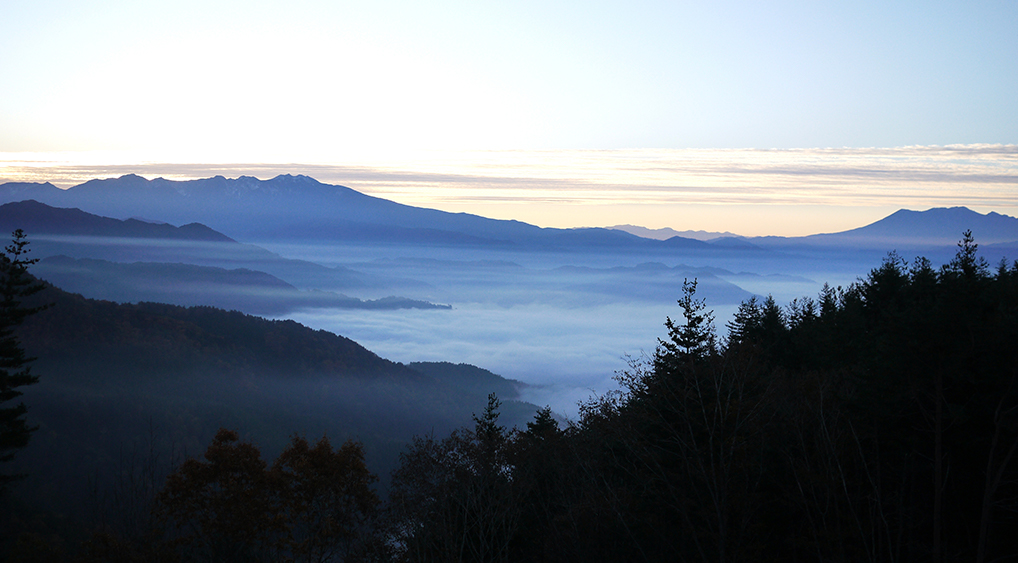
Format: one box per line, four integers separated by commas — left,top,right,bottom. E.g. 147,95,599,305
272,434,381,563
0,229,47,491
388,395,524,563
656,278,716,370
155,429,380,562
156,429,284,562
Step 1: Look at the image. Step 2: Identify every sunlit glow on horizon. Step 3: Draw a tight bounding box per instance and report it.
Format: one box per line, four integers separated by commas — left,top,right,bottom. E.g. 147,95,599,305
1,144,1016,238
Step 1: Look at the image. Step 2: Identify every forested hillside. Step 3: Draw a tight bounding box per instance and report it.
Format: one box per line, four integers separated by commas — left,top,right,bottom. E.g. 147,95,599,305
3,232,1017,562
0,276,539,559
379,232,1018,563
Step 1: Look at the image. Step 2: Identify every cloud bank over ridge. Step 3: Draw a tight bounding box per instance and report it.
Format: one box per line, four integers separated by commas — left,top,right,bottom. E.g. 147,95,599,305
2,145,1015,236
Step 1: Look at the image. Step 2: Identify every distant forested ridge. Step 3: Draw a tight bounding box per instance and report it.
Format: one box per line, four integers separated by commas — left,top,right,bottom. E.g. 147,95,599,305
0,200,450,314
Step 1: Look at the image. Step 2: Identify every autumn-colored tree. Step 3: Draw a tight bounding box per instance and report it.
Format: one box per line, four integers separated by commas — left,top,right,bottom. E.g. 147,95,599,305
155,429,285,562
155,429,381,562
272,434,381,563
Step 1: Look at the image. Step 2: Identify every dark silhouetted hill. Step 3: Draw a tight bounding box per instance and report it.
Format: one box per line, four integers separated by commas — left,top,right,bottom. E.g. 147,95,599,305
11,280,537,521
0,199,234,241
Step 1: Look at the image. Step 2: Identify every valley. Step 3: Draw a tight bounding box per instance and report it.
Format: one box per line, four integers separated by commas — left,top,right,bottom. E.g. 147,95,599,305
5,175,1016,417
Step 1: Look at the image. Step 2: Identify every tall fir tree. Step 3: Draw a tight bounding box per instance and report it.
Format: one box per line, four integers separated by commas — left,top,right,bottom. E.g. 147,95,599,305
0,230,47,491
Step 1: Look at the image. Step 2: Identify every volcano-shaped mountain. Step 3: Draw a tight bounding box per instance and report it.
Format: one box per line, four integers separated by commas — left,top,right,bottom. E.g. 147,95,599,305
752,206,1018,249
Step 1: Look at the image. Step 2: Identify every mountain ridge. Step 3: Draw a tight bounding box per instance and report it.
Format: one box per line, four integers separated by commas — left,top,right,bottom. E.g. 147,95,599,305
0,174,733,252
0,200,442,307
750,206,1018,249
12,278,540,519
609,224,743,241
34,255,450,314
0,199,235,242
3,174,1014,252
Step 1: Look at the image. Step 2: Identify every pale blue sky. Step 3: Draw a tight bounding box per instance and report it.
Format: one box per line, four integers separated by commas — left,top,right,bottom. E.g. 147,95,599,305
2,1,1016,234
3,0,1016,156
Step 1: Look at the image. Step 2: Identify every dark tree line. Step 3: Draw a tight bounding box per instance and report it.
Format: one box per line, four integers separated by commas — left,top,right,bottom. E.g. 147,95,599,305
385,231,1018,563
5,231,1018,562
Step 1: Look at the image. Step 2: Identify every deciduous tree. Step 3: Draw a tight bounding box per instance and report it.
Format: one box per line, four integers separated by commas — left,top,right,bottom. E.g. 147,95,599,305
273,434,381,563
156,429,285,562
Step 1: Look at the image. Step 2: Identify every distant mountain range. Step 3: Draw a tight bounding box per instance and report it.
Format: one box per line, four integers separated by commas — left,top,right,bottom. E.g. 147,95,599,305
609,225,743,241
0,200,447,313
3,174,1015,252
35,255,449,315
610,207,1018,251
0,200,773,312
0,175,747,253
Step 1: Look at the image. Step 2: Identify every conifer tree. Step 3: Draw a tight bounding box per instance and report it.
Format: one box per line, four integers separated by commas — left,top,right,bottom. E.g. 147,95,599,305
656,278,716,371
0,229,46,491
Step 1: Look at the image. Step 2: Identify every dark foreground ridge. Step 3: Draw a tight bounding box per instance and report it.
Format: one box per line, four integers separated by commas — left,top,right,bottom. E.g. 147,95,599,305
2,230,1017,562
0,273,539,560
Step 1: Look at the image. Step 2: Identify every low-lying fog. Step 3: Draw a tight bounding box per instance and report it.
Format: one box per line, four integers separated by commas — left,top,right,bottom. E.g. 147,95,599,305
282,302,737,419
263,242,844,419
29,233,922,421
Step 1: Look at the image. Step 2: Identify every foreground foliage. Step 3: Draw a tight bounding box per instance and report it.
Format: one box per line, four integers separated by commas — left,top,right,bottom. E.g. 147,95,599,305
388,232,1018,563
81,430,381,563
6,231,1018,563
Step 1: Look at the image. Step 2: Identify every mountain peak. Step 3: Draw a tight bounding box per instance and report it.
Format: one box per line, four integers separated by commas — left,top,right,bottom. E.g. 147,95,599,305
270,173,315,181
817,206,1018,247
0,181,65,199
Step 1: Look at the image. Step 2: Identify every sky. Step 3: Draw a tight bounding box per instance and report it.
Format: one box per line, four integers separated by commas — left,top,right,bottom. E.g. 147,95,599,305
2,1,1017,235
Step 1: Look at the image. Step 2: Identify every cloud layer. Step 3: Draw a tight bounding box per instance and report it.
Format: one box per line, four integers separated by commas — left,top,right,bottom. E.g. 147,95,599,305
2,146,1015,236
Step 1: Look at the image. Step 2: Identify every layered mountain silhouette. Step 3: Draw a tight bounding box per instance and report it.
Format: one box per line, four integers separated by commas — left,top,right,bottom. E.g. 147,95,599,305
0,199,233,241
35,255,449,315
4,174,1014,252
609,224,743,242
0,175,731,252
0,200,445,313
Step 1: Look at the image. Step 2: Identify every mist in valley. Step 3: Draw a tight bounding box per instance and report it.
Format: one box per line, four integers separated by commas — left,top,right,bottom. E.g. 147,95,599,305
6,185,1011,422
3,0,1015,555
3,175,1018,561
